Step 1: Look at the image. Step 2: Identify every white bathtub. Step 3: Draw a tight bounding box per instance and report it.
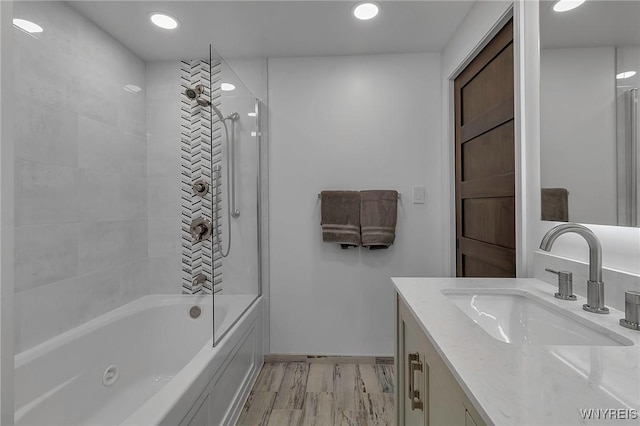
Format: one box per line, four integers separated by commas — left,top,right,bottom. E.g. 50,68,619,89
15,294,263,426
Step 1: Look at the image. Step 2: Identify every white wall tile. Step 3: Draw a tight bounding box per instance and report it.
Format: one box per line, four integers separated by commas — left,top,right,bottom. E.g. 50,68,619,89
14,98,78,167
78,219,147,275
78,116,123,173
15,160,78,225
119,259,149,304
119,175,147,220
15,268,121,352
148,218,181,258
13,3,78,112
78,117,147,176
14,223,78,293
119,132,147,177
118,88,146,137
147,177,181,218
148,257,182,294
78,169,120,222
13,1,149,352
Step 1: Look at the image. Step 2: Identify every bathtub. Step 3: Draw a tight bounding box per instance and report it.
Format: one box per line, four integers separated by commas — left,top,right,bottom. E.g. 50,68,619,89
15,294,263,426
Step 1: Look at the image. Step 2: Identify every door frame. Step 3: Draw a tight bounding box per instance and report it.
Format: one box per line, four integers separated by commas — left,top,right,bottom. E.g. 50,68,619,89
444,1,541,278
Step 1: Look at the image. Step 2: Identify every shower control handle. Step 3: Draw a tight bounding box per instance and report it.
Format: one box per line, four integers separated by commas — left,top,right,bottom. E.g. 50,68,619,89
190,218,212,242
192,180,209,197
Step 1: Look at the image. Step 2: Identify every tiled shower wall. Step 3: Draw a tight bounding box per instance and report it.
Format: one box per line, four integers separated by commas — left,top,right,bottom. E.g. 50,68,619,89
13,2,148,352
146,60,223,295
180,60,223,294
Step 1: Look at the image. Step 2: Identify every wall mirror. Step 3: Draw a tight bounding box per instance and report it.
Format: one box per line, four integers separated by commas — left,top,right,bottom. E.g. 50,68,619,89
539,0,640,227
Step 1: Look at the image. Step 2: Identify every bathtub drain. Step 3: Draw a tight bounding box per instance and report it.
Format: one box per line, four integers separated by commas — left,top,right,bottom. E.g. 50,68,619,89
189,305,202,319
103,365,119,386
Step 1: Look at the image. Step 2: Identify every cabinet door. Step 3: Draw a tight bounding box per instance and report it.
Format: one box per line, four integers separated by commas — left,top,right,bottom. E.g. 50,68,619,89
397,296,486,426
398,300,428,426
428,367,465,426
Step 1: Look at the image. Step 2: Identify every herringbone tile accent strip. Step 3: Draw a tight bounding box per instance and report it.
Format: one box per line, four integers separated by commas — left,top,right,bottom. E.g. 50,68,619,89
180,59,223,295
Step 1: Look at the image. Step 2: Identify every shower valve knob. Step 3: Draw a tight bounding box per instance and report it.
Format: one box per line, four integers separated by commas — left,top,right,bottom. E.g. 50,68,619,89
192,180,209,197
190,218,212,242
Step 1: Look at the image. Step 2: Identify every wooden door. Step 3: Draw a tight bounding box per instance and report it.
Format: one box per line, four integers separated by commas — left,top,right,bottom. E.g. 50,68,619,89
455,19,516,277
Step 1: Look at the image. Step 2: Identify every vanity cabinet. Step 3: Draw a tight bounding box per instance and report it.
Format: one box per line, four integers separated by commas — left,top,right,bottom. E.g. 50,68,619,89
396,295,485,426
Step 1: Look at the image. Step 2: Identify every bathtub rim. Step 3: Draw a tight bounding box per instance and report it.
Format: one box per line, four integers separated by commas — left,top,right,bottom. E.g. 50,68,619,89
15,294,213,367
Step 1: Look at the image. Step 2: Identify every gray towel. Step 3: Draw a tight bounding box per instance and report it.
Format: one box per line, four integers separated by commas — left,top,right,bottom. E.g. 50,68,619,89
541,188,569,222
360,190,398,249
321,191,361,248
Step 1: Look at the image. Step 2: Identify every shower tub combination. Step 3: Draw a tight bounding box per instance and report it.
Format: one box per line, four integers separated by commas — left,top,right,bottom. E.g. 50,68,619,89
15,295,263,426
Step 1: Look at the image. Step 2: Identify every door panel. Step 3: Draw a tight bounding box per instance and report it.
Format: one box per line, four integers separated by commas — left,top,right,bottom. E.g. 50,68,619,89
463,198,516,248
455,19,515,277
462,122,515,180
461,46,514,124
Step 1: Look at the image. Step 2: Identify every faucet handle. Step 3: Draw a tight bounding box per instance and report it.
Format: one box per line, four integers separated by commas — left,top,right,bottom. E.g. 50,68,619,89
545,268,576,301
620,291,640,331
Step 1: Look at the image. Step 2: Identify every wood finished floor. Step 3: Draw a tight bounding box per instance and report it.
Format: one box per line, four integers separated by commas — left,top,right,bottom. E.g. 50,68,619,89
236,362,395,426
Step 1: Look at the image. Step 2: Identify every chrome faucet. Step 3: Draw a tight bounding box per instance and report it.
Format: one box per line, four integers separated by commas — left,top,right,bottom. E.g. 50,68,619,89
539,223,609,314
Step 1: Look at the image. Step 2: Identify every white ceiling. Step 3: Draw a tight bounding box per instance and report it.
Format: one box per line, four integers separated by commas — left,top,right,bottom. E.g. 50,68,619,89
540,0,640,49
68,1,475,61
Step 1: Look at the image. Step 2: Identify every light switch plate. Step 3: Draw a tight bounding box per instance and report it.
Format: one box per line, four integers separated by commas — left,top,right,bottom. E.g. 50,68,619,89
412,186,425,204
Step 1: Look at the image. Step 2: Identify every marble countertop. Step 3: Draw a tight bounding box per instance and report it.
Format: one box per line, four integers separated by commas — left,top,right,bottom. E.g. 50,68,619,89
392,278,640,425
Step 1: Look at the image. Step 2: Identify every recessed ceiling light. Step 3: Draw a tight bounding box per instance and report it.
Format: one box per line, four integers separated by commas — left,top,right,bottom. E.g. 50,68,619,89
150,13,179,30
616,71,637,80
221,83,235,91
248,112,257,117
13,18,43,33
123,84,142,93
552,0,586,12
353,2,379,20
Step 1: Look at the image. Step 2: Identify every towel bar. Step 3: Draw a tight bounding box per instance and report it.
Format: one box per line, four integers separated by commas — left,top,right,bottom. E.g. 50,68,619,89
317,193,401,199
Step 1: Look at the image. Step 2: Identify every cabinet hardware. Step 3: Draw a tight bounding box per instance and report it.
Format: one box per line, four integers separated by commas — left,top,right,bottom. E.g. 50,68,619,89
408,352,424,411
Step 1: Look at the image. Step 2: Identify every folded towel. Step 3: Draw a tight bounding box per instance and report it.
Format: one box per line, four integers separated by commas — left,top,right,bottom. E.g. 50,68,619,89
541,188,569,222
360,190,398,249
321,191,361,248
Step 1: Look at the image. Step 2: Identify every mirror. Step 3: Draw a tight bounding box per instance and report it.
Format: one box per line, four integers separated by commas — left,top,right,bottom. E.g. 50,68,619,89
539,0,640,227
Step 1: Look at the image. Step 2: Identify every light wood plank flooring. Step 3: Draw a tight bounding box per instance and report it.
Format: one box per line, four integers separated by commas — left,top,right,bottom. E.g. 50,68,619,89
237,362,395,426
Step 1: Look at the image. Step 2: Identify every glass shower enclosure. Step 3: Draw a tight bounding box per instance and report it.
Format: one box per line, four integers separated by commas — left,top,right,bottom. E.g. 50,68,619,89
180,44,264,346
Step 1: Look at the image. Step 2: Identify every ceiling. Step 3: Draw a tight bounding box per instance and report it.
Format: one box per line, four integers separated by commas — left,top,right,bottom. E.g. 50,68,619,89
68,1,475,61
540,0,640,49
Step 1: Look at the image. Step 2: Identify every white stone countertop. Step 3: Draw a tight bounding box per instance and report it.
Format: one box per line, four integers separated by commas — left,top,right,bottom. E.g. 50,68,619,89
392,277,640,426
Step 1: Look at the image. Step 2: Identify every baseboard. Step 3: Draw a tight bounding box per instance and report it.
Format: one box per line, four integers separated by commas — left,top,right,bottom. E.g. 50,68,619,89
264,354,394,365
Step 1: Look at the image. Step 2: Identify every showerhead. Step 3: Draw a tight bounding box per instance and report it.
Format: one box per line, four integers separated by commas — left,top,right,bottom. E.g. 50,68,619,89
184,85,204,100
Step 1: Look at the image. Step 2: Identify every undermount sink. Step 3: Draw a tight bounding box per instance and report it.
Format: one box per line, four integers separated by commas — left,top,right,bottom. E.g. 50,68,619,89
443,289,633,346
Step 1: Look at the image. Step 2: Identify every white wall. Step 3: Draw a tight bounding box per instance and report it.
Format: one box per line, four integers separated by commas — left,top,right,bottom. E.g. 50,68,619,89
12,1,148,352
540,47,617,225
268,53,445,356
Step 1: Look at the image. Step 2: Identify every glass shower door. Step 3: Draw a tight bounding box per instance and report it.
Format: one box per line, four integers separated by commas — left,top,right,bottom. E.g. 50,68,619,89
210,47,263,346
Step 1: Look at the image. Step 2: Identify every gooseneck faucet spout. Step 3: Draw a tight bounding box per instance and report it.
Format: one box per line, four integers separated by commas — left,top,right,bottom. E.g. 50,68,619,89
539,223,609,314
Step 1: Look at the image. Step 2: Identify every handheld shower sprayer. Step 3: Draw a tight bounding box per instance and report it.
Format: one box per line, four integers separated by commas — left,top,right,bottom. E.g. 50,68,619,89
184,85,226,121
